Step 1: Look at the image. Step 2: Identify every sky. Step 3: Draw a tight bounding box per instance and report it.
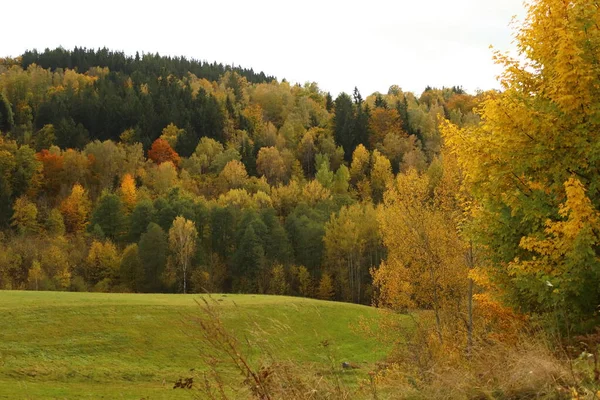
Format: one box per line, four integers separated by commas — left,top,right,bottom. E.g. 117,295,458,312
2,0,526,96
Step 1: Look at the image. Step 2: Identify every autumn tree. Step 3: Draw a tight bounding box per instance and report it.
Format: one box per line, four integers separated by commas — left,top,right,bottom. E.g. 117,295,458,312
369,107,404,148
317,273,334,300
324,203,381,303
349,144,370,185
160,123,185,148
370,150,393,203
168,216,197,294
148,138,181,166
45,208,65,236
441,0,600,329
119,174,137,212
219,160,248,190
11,196,39,235
28,260,43,291
256,146,286,184
60,184,91,234
269,264,289,295
86,240,120,288
36,148,63,197
373,164,469,343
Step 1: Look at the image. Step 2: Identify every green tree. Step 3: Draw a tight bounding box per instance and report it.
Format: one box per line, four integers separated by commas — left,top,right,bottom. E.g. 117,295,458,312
45,208,65,236
120,244,144,292
129,199,156,242
139,223,168,292
90,191,126,241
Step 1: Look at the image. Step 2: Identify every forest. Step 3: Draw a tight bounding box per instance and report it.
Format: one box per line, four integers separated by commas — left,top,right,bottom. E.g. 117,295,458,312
0,46,479,304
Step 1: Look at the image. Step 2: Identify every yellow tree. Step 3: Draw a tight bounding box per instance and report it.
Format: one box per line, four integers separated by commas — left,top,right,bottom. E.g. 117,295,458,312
349,144,370,185
374,159,470,344
86,240,120,288
119,173,137,212
324,203,381,303
219,160,248,190
441,0,600,325
256,146,287,185
11,196,39,235
60,184,91,234
160,123,185,148
370,150,393,203
28,260,43,290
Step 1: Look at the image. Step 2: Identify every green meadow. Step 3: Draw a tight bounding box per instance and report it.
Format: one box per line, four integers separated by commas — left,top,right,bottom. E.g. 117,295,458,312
0,291,393,399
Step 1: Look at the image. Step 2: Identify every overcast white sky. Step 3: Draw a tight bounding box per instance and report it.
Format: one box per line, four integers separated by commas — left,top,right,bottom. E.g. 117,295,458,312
2,0,525,96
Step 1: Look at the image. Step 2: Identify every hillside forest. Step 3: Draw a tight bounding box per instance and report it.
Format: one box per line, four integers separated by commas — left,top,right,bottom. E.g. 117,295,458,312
6,0,600,395
0,47,479,305
2,0,600,357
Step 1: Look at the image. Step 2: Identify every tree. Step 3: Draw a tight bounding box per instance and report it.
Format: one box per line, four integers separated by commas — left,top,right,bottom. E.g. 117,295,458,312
332,165,350,194
369,107,403,148
36,148,64,197
333,92,355,161
168,216,197,294
256,146,286,184
323,203,381,303
60,184,91,234
349,144,370,185
219,160,248,190
34,124,56,151
139,223,168,292
0,92,14,133
45,208,65,236
317,273,334,300
370,150,393,203
160,123,184,148
148,138,181,166
119,173,137,212
90,191,126,241
296,266,313,297
441,0,600,329
373,165,469,343
120,244,144,292
11,196,39,235
269,265,289,295
28,260,43,291
86,240,120,288
129,199,155,242
298,130,317,177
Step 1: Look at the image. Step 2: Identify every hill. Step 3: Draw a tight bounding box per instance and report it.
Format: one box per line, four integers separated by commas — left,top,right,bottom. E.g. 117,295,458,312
0,291,395,399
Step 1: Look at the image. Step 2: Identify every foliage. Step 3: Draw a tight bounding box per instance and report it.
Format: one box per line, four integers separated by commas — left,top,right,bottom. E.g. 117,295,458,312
441,0,600,330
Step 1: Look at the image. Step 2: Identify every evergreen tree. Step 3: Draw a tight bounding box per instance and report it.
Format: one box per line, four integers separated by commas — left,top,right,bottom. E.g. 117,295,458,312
90,192,127,241
129,199,155,242
333,93,355,161
138,223,168,292
120,244,144,292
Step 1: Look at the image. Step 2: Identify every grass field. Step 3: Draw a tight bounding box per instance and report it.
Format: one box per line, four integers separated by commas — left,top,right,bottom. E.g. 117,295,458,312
0,291,393,399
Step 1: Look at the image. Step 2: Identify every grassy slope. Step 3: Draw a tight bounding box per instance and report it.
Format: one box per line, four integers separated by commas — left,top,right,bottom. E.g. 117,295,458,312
0,291,393,399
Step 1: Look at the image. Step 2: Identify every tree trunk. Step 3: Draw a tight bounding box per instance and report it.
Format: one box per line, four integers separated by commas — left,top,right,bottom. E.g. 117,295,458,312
183,259,187,294
466,240,475,356
429,266,443,344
